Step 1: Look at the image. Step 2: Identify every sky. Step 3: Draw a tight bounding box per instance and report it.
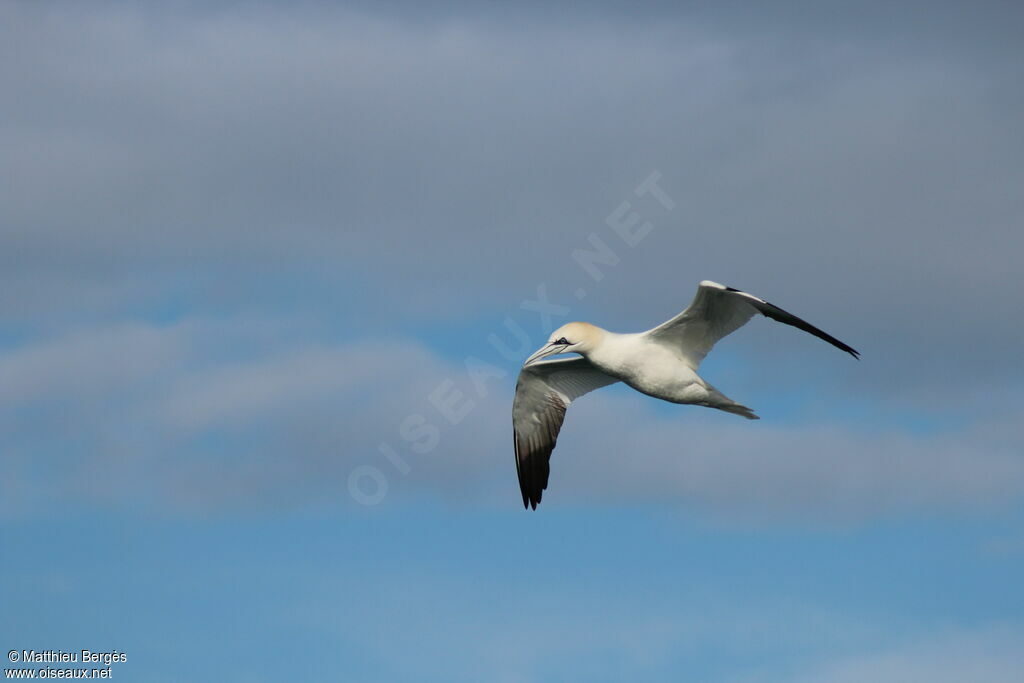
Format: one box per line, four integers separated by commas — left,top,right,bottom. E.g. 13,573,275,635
2,0,1023,680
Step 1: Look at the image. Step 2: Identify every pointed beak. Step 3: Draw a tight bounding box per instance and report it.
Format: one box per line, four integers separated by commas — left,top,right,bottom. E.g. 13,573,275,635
523,342,569,367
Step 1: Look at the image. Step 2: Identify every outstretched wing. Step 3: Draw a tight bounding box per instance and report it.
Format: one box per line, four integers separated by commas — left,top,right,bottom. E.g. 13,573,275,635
647,280,859,367
513,357,618,509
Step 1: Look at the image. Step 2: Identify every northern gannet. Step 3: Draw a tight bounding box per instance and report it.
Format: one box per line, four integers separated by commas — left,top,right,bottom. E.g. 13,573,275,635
513,280,859,509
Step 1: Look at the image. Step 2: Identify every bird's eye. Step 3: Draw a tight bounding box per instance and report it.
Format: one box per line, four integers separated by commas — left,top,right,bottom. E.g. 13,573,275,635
554,337,569,345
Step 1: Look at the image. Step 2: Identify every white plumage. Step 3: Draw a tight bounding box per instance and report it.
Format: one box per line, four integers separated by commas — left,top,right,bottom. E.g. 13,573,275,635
513,280,859,509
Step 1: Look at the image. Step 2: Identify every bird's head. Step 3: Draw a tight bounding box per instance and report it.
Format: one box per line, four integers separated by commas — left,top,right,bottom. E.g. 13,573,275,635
523,322,602,366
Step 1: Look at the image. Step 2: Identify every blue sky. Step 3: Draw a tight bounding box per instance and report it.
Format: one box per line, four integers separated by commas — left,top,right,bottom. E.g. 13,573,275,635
2,1,1024,681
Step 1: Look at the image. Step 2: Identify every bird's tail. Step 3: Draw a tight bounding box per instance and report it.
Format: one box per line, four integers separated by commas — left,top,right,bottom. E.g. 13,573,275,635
704,385,760,420
715,402,760,420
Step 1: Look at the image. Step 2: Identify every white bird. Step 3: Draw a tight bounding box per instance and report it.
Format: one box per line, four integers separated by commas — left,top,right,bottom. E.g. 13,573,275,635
513,280,858,509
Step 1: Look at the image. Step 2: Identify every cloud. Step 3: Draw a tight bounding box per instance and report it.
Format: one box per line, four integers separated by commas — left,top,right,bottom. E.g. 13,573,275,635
159,342,443,430
291,567,878,683
2,319,1020,520
291,551,1024,683
793,627,1024,683
550,394,1024,521
0,322,188,405
0,318,452,516
1,0,1021,518
2,0,1022,390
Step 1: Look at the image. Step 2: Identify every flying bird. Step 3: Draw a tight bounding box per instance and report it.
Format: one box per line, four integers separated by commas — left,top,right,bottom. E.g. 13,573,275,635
513,280,858,509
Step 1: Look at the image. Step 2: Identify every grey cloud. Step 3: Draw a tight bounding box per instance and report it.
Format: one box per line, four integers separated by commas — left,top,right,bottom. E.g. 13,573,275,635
793,627,1024,683
2,0,1021,402
3,322,1020,520
0,322,188,405
552,395,1024,521
0,316,506,516
2,1,1023,518
0,319,435,514
160,342,445,430
294,555,1022,683
295,566,880,683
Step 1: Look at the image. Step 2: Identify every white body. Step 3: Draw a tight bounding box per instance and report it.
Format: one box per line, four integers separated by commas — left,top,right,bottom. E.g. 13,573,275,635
587,331,711,405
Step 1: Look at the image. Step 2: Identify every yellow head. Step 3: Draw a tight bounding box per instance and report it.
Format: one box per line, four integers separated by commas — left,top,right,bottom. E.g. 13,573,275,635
523,322,604,366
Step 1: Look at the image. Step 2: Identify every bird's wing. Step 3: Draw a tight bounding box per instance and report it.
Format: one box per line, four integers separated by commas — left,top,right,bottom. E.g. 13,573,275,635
647,280,859,367
513,357,619,509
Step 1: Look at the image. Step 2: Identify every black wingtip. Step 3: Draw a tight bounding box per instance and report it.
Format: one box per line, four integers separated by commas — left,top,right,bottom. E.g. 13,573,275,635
827,339,860,360
745,292,860,362
721,284,861,361
521,490,541,509
516,449,543,510
821,336,860,361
